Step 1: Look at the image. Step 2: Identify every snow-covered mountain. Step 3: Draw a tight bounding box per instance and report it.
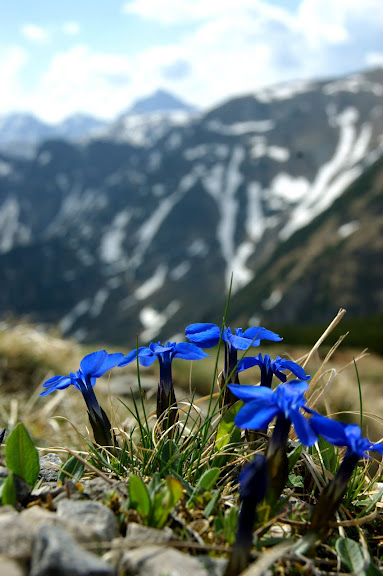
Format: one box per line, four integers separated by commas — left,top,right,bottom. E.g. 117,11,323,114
0,90,195,152
0,68,382,345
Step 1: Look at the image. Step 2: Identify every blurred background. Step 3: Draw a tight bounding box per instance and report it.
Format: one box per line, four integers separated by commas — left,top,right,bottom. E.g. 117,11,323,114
0,1,383,442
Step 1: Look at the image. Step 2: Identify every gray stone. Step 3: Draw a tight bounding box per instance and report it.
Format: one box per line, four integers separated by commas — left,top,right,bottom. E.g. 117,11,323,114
0,513,34,560
119,545,211,576
82,477,122,502
20,506,107,548
30,524,116,576
56,499,119,541
38,453,63,482
125,523,176,545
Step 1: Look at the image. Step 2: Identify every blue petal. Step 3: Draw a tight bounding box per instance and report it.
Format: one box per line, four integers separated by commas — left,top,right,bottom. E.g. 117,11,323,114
150,342,175,354
185,323,221,348
289,410,318,447
282,380,310,396
118,347,155,367
80,350,108,376
90,353,124,377
225,331,253,351
237,357,263,372
280,360,311,380
40,375,72,395
235,403,279,430
172,342,209,361
243,326,282,342
228,384,274,403
310,414,348,446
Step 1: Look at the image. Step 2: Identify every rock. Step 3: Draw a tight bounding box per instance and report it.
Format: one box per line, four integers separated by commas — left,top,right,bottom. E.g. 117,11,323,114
119,545,212,576
21,505,108,548
30,524,116,576
82,477,125,502
56,499,119,541
125,523,176,545
0,556,27,576
0,512,34,560
38,453,63,482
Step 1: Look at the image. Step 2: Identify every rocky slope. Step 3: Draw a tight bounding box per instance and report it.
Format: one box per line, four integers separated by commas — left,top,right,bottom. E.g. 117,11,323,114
0,68,382,345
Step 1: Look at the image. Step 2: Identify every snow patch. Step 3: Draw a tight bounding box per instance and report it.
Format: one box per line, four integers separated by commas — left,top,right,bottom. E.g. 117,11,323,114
262,290,283,310
188,238,209,257
323,75,383,97
0,196,30,253
250,138,290,162
280,107,364,240
170,261,191,281
90,288,109,317
100,210,131,264
0,160,12,177
271,173,310,203
337,220,360,239
230,242,254,288
132,166,203,268
246,182,265,242
134,265,167,300
139,301,181,342
207,119,274,135
255,80,313,102
59,299,91,334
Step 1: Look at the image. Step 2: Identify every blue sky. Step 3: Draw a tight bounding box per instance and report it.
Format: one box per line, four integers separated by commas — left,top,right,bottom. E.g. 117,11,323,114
1,0,382,123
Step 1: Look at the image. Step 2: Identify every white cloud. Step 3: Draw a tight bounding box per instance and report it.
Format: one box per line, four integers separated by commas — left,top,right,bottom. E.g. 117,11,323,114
3,1,383,121
366,52,383,67
62,21,80,36
20,24,49,43
0,46,29,111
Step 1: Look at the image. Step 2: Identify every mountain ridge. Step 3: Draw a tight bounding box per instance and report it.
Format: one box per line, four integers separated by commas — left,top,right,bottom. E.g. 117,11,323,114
0,68,382,345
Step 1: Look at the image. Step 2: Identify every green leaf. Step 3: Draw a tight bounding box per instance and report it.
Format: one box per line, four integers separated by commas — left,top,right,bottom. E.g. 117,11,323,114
58,455,85,483
5,423,40,487
151,476,183,529
287,443,303,472
1,472,17,507
128,474,151,522
224,507,238,545
336,538,366,574
203,489,221,518
187,467,220,506
215,402,242,451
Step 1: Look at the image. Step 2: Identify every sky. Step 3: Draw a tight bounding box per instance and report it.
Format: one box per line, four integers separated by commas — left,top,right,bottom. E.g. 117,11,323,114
1,0,382,124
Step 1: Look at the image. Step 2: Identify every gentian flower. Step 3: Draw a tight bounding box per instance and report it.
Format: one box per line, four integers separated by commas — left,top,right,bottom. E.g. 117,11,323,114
309,415,383,537
41,350,123,448
185,322,282,407
238,353,310,388
229,381,317,447
225,454,268,576
119,341,208,429
230,380,317,507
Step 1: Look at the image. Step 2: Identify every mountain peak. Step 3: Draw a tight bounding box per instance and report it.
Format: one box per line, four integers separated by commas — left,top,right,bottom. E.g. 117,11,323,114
129,89,196,115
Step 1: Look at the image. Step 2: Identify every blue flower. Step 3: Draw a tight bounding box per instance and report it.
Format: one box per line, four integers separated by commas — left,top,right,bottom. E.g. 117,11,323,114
238,353,311,388
309,416,383,538
119,341,209,427
186,323,282,407
185,322,282,350
119,341,208,393
229,380,317,447
310,415,383,459
41,350,123,447
41,350,123,412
